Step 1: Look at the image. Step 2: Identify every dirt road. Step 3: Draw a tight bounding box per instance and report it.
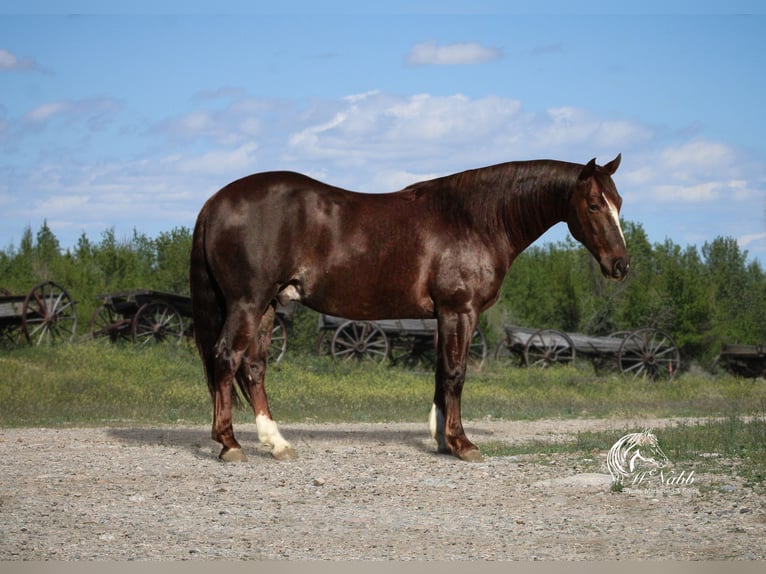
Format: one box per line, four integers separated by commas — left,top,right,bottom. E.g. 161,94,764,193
1,418,764,560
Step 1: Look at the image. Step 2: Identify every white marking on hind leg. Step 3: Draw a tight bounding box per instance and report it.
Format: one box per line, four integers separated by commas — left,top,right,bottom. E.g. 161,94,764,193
429,403,449,453
256,414,296,460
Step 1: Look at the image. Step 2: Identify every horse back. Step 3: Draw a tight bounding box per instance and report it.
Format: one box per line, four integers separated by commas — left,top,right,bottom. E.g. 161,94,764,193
198,171,451,319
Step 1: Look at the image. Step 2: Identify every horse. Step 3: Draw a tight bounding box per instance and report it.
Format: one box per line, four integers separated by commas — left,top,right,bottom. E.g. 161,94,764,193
190,154,628,463
607,429,670,486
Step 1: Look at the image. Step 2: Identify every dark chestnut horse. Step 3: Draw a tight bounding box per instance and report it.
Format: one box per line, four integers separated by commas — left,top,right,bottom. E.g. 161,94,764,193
190,154,628,462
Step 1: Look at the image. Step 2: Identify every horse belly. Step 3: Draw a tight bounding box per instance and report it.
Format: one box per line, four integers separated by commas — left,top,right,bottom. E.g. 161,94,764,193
298,259,435,320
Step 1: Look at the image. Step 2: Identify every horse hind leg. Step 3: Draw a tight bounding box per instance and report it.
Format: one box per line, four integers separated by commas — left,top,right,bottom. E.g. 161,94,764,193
210,303,265,462
238,305,297,461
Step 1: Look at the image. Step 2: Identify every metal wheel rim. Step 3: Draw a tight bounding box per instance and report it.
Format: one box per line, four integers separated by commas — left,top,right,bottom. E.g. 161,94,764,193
132,302,184,347
268,314,288,363
468,329,487,369
21,281,78,346
88,304,130,343
524,329,575,368
618,328,680,379
493,340,522,367
331,320,389,363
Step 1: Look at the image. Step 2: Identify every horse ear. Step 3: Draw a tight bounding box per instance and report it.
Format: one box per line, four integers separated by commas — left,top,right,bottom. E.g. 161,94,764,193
578,158,597,181
602,153,621,175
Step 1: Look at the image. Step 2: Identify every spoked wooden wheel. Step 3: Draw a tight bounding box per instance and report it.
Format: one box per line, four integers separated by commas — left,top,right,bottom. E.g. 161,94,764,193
88,304,131,343
618,328,680,379
21,281,78,346
0,324,24,349
268,314,288,363
524,328,575,368
493,340,523,368
331,320,390,363
468,329,488,369
132,302,185,347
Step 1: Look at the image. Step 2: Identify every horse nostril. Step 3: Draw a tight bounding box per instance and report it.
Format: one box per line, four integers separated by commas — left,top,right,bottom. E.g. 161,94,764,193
613,258,629,279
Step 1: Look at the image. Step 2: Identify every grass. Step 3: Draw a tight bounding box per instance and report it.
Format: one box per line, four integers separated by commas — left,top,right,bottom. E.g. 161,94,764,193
2,340,765,489
2,340,766,427
480,412,766,491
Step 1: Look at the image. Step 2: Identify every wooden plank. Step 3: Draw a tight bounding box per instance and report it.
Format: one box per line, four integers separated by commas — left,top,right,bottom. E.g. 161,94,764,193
319,315,437,336
0,299,24,319
720,343,766,358
503,325,625,356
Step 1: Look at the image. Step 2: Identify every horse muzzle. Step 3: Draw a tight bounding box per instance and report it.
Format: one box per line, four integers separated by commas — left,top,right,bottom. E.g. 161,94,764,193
607,257,630,281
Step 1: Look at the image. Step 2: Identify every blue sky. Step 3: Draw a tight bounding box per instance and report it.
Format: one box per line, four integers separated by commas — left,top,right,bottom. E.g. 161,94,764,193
2,1,765,266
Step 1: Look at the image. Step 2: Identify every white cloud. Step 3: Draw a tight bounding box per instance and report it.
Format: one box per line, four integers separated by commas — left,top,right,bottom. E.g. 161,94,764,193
24,102,69,122
645,179,756,203
285,92,651,184
406,41,501,66
660,139,736,180
537,107,653,151
153,97,289,146
174,142,260,175
0,49,36,71
21,98,120,131
739,232,766,248
4,88,763,261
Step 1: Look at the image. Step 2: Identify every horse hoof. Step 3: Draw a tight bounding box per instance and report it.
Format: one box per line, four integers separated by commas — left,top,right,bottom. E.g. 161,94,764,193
458,448,484,463
272,446,298,461
219,447,248,462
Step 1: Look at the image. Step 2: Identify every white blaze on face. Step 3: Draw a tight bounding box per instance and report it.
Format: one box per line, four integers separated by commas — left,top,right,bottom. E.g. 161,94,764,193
603,193,625,244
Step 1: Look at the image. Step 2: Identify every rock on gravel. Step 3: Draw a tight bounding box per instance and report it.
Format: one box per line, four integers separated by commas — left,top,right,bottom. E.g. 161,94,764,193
1,418,764,560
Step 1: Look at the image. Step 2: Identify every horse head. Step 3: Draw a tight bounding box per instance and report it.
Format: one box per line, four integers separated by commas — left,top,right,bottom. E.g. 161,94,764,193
566,154,629,281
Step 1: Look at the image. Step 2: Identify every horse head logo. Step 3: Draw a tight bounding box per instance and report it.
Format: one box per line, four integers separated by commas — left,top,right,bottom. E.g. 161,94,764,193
606,429,669,486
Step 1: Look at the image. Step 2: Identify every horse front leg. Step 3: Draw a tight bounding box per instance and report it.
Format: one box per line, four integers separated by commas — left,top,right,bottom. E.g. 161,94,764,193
240,305,296,461
429,310,483,462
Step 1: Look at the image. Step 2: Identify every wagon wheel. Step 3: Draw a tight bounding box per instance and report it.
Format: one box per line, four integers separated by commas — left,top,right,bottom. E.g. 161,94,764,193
468,329,488,369
493,340,523,368
389,334,431,367
268,314,288,363
0,324,25,349
21,281,78,346
618,328,680,380
608,331,631,339
132,302,185,348
331,320,390,363
88,304,131,343
524,328,575,368
316,330,332,356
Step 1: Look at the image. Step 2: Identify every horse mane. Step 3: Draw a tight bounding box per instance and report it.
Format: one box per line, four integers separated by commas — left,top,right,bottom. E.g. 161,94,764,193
401,160,582,245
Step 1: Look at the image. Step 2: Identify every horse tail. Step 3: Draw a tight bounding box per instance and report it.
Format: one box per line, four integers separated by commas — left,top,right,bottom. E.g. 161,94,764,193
189,202,226,403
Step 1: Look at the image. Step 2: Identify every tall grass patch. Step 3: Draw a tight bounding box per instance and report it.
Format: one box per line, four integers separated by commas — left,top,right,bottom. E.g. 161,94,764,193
0,342,209,426
1,342,766,427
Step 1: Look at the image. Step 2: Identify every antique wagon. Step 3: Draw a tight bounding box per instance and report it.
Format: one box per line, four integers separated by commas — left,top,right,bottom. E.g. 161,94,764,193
494,324,680,379
88,289,292,363
0,281,77,348
317,314,487,368
713,343,766,378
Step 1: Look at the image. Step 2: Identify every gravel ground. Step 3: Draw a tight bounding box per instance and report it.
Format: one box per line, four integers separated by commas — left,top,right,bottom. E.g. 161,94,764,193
1,417,764,561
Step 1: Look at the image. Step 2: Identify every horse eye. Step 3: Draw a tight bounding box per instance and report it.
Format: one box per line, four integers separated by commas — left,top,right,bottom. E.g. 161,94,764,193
589,204,600,213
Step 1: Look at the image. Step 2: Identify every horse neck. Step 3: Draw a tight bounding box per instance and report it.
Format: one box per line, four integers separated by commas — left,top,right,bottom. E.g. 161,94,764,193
491,161,576,254
410,160,577,258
